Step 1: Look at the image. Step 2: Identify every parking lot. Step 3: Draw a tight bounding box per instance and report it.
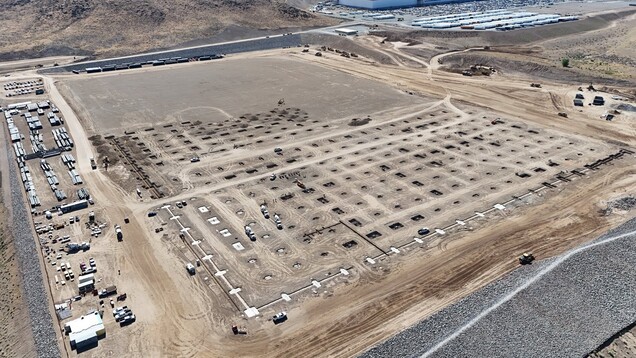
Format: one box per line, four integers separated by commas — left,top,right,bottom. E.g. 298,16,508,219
3,78,44,97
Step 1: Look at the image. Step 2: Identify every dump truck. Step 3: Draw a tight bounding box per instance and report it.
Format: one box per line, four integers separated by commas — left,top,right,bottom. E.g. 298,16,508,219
98,285,117,298
519,253,535,265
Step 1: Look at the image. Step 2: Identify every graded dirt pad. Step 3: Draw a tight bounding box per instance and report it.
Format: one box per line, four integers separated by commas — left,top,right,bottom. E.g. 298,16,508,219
20,23,636,358
59,56,423,195
61,57,420,133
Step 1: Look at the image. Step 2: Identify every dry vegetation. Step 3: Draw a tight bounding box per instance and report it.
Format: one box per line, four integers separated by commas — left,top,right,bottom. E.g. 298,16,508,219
0,0,336,59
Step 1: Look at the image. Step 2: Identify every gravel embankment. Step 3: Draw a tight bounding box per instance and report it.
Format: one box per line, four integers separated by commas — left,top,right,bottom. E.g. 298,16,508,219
43,34,303,74
361,217,636,358
5,141,60,358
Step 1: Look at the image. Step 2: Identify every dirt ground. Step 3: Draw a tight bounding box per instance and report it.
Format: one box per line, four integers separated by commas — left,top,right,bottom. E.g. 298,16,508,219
0,0,337,60
2,6,636,357
591,323,636,358
415,8,636,86
0,204,37,358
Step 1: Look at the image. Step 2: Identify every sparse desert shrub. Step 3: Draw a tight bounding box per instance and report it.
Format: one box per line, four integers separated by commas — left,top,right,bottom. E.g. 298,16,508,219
562,58,570,67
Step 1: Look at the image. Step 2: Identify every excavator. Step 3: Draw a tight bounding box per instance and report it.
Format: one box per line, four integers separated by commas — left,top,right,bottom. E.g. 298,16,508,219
294,179,306,190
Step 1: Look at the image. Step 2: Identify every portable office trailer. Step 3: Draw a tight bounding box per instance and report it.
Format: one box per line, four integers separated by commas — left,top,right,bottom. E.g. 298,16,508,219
78,280,94,293
78,273,95,284
60,200,88,213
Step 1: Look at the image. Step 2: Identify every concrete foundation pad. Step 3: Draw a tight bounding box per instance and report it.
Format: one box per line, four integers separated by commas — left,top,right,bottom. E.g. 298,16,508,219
229,288,241,295
244,307,259,318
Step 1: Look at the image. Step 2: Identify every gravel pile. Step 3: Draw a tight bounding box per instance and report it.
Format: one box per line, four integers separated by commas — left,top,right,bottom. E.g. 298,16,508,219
43,34,303,74
600,196,636,216
609,196,636,211
361,218,636,358
6,142,60,358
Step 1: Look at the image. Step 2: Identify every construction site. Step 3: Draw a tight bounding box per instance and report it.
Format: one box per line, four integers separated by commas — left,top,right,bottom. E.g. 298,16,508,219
1,3,636,357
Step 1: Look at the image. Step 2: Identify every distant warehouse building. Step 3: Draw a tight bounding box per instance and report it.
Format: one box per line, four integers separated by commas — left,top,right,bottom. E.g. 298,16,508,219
335,28,359,35
338,0,482,10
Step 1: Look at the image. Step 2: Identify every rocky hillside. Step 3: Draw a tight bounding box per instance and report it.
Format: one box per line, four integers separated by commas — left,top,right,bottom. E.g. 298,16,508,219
0,0,334,59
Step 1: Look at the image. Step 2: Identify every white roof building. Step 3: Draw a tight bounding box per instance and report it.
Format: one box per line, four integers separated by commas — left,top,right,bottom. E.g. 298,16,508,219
335,27,359,35
64,311,105,351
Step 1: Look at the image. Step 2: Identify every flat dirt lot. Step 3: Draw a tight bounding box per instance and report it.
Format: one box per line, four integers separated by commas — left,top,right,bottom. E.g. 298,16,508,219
5,7,636,357
61,57,420,133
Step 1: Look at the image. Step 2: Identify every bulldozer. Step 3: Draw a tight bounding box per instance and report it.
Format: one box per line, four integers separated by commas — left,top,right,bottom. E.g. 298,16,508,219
519,253,535,265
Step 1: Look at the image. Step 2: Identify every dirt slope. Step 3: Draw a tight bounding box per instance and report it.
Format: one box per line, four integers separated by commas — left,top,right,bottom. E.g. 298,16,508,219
0,0,335,59
590,323,636,358
0,206,36,358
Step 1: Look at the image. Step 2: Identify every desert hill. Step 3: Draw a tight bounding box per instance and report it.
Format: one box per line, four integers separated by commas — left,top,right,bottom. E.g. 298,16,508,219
0,0,334,60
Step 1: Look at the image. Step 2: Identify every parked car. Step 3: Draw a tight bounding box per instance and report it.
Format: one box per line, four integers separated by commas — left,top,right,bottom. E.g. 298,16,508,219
113,306,128,316
273,312,287,325
115,310,132,322
120,314,136,325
